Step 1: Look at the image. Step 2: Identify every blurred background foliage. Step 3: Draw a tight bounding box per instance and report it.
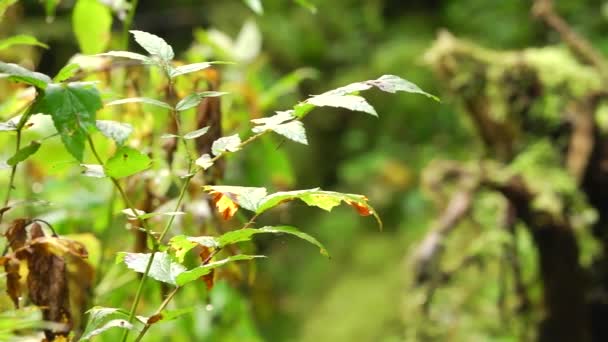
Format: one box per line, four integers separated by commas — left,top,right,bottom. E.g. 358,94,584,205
2,0,608,341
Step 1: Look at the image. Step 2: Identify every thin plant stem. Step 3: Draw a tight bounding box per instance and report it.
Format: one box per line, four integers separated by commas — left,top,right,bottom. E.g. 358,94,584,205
1,104,34,224
121,0,140,50
133,248,220,341
133,286,180,342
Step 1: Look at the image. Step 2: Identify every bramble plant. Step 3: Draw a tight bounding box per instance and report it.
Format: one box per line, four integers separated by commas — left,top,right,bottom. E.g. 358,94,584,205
0,5,436,342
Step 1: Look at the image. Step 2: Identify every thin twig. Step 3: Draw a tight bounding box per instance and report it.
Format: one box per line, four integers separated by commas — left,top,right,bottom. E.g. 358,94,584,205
532,0,608,78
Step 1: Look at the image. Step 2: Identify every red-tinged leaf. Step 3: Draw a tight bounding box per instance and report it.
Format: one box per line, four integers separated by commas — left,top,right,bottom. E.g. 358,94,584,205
199,247,215,290
210,191,239,220
346,200,372,216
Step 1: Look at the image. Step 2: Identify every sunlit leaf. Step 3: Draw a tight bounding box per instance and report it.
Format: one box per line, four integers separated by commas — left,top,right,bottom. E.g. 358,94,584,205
0,61,52,89
204,185,267,212
323,74,438,100
117,252,186,286
209,191,239,220
80,164,105,178
0,34,48,51
218,226,329,256
31,82,102,161
195,153,213,170
169,62,210,78
168,235,199,263
96,51,152,63
184,127,210,140
211,134,241,156
104,146,151,178
53,63,80,82
242,0,263,14
80,307,130,341
175,255,265,286
175,91,227,111
251,110,307,144
106,97,172,110
80,319,133,341
96,120,133,145
7,141,40,165
73,0,112,54
255,189,382,227
307,94,377,116
130,30,174,61
369,74,439,100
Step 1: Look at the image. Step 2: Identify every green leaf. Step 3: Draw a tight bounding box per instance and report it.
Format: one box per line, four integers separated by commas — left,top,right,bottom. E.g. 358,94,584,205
80,319,133,341
175,255,265,286
369,74,439,100
293,102,316,118
0,34,48,51
106,97,172,110
211,134,241,156
80,306,130,341
195,153,213,170
96,51,152,63
175,91,228,111
117,251,186,286
7,141,41,166
31,82,102,161
204,185,267,211
323,74,438,100
53,63,80,82
80,164,106,178
294,0,317,13
73,0,112,54
104,146,151,178
251,110,307,144
184,127,210,140
255,189,382,228
130,30,174,61
168,235,199,263
0,61,52,89
169,62,210,78
218,226,329,257
307,94,377,116
242,0,263,14
96,120,133,145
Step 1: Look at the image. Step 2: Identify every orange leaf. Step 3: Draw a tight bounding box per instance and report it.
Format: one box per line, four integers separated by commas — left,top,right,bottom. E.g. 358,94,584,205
210,191,238,220
199,247,215,290
346,200,372,216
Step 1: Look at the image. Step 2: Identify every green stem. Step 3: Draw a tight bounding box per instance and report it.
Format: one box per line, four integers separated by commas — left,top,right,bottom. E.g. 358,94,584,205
121,75,194,342
1,104,33,224
121,0,140,50
133,286,180,342
3,129,21,208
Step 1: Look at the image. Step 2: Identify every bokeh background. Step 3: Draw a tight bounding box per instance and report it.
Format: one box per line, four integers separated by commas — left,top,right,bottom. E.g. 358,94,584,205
3,0,608,341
